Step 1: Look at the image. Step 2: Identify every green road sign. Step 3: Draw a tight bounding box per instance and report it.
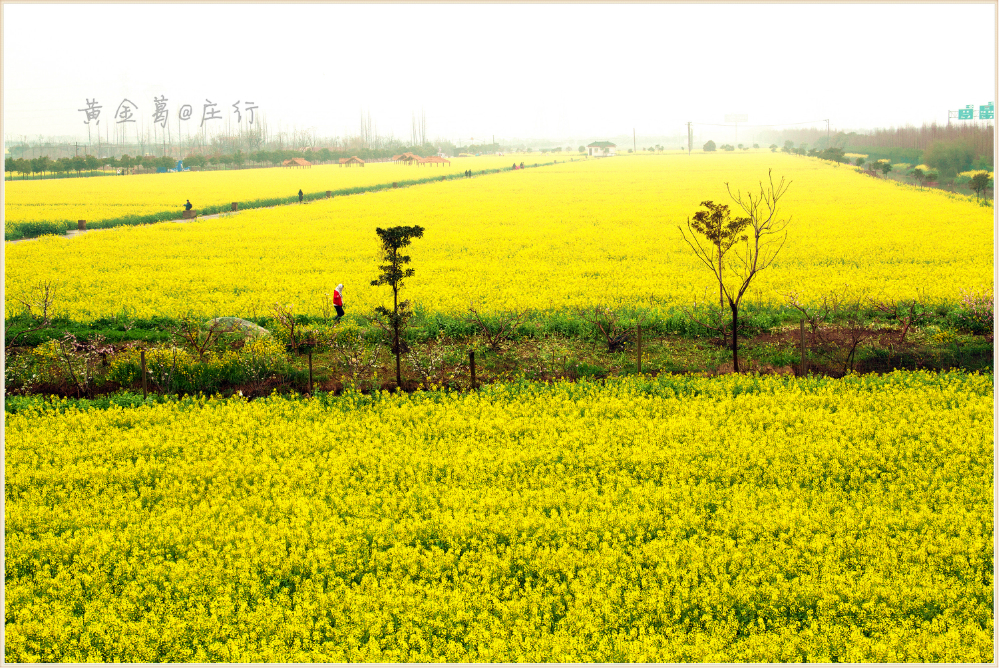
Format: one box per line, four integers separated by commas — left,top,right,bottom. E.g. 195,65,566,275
981,111,994,119
980,104,994,119
958,109,974,120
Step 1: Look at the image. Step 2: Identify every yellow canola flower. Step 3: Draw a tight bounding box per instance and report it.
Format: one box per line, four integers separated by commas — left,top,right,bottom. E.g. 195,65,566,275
4,371,993,662
958,169,994,180
3,155,525,226
4,153,993,320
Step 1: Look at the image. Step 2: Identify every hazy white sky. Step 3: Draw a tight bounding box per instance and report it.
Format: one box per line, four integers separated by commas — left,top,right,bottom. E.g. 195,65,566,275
3,2,996,144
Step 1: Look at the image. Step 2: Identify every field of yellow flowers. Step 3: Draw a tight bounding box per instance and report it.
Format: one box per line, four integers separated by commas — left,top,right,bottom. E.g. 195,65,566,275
4,371,992,662
5,152,992,321
3,155,523,228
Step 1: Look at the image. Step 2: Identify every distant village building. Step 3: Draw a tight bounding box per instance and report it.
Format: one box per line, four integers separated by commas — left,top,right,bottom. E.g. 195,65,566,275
586,141,616,157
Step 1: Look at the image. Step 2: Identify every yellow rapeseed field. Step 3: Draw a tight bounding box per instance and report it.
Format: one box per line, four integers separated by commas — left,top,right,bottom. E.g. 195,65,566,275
4,152,993,320
4,372,993,662
3,155,525,227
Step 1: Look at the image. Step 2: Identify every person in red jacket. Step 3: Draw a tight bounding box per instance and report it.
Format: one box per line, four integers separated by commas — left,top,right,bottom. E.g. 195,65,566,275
333,284,344,322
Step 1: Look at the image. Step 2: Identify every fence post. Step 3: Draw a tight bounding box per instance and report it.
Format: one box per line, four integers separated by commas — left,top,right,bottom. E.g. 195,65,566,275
308,352,313,395
231,202,238,211
78,219,86,230
637,323,643,373
800,318,806,377
469,351,476,389
141,349,147,400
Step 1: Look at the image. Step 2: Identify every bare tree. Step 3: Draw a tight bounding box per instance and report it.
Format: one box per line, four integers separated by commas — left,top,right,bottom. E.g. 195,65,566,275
359,111,376,149
171,315,236,361
56,333,114,398
681,290,732,344
270,303,300,352
406,339,462,390
788,291,876,375
870,296,926,345
680,169,791,372
6,280,58,353
467,303,529,351
359,111,370,149
333,337,380,391
579,306,640,352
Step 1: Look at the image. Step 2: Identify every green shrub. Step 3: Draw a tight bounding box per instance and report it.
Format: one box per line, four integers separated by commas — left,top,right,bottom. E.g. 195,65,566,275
107,338,291,394
947,289,994,335
5,219,71,240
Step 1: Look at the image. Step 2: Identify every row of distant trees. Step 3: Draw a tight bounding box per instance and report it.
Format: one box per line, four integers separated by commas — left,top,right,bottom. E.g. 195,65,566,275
775,138,989,179
755,122,992,155
771,125,992,176
702,141,760,152
696,133,991,181
3,143,452,179
3,155,172,179
4,154,190,179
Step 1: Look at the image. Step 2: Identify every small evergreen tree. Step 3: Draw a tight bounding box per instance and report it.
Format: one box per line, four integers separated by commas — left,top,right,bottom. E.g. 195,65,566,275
371,225,425,389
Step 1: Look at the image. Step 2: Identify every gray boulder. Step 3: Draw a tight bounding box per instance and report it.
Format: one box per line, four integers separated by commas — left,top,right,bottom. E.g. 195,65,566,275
205,317,271,339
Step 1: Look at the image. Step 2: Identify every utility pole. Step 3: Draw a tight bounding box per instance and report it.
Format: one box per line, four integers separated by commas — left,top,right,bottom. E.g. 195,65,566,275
633,128,636,153
687,122,693,155
825,119,830,140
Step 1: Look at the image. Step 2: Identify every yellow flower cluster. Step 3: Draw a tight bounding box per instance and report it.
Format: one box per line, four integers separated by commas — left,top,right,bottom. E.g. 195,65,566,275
3,155,524,227
958,170,994,180
5,153,991,321
4,371,992,662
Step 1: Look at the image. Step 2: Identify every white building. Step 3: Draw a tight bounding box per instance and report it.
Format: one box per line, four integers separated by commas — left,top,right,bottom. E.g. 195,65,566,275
587,141,616,157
